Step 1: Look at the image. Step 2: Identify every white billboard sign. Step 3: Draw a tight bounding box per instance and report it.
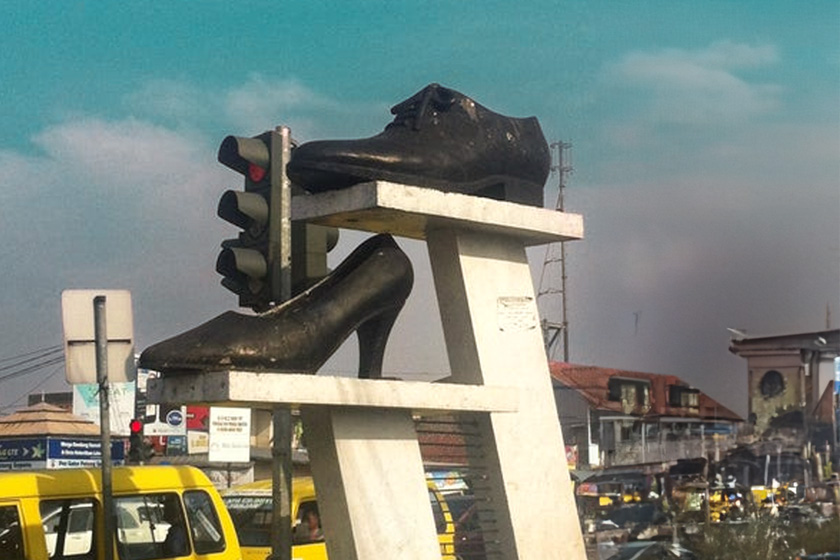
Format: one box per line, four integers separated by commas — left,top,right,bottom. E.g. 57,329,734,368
209,407,251,463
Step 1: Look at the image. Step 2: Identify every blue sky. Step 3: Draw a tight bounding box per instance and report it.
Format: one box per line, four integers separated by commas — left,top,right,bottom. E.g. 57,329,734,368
1,1,838,416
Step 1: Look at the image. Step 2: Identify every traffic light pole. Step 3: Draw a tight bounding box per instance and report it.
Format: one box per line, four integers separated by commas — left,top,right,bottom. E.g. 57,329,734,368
95,296,115,560
269,126,293,560
270,126,293,303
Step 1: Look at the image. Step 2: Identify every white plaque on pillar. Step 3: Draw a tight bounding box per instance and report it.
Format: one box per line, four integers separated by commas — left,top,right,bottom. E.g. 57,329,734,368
496,296,538,332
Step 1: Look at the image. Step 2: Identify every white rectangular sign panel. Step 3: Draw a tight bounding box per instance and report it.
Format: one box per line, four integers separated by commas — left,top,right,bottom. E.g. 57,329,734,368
208,407,251,463
62,290,135,384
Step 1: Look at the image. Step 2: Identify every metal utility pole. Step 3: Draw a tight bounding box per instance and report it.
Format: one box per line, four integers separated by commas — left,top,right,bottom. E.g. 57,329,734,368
95,296,115,560
538,141,572,362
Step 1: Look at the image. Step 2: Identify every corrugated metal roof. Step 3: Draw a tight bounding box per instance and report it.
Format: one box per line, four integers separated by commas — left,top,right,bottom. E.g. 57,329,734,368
0,402,100,436
548,361,743,422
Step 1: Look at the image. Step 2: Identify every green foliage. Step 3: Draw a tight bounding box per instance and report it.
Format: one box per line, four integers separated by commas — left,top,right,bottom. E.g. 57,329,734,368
785,515,840,555
686,515,840,560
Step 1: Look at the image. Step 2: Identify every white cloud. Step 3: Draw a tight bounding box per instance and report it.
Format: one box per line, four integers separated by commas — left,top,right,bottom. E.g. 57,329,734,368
604,40,782,124
123,80,216,125
0,117,231,275
688,40,778,69
33,118,210,187
24,118,223,224
122,75,386,141
0,115,233,376
223,75,388,139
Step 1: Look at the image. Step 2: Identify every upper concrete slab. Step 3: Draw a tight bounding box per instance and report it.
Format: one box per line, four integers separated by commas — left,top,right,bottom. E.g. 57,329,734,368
292,181,583,246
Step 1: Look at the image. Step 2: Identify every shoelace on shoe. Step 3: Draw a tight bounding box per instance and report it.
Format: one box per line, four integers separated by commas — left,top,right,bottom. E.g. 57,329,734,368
388,83,456,131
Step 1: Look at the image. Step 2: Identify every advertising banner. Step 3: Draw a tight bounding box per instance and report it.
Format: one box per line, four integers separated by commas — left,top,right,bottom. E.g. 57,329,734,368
0,437,124,470
73,382,136,436
834,357,839,395
136,369,186,436
187,406,210,431
565,444,579,469
188,431,209,454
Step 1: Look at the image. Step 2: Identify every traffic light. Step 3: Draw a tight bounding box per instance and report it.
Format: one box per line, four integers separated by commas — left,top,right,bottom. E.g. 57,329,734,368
217,128,339,309
128,418,143,464
217,132,276,311
128,418,154,463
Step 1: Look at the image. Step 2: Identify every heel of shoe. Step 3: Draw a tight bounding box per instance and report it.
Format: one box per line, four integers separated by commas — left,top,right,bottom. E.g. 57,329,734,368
475,177,544,207
356,306,401,379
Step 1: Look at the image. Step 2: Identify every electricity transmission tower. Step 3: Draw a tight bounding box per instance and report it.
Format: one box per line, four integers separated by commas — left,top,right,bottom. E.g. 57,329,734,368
538,141,572,362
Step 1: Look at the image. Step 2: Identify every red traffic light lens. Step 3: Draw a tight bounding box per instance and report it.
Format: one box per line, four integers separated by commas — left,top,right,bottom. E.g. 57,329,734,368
129,418,143,434
248,163,267,183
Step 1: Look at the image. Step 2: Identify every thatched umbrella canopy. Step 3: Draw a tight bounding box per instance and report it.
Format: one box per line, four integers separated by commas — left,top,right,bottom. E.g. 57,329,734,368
0,402,99,437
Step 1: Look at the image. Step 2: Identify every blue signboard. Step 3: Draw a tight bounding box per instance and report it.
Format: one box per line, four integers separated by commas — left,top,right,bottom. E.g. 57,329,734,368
166,435,187,456
0,439,47,463
0,437,124,469
48,438,125,461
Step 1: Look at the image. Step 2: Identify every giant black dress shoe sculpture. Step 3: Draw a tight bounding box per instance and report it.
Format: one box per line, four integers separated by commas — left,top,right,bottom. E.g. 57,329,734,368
138,234,413,379
286,83,550,207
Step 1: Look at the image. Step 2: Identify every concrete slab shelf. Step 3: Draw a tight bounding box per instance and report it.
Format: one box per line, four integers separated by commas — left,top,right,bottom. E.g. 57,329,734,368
291,181,583,246
146,370,519,413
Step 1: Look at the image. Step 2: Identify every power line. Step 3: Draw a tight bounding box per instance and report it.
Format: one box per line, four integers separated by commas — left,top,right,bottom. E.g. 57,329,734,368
0,346,64,374
0,364,64,414
0,355,65,384
0,344,62,365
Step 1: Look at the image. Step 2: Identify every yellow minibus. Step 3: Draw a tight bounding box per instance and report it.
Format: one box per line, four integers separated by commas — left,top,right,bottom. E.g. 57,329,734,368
222,477,456,560
0,465,242,560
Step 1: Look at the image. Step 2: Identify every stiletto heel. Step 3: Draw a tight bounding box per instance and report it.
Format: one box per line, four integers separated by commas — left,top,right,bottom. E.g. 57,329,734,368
138,234,414,378
356,306,401,379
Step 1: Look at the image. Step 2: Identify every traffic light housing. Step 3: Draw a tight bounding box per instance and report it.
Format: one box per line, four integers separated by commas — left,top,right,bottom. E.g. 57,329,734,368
217,128,339,309
217,132,276,311
291,222,340,294
128,418,143,464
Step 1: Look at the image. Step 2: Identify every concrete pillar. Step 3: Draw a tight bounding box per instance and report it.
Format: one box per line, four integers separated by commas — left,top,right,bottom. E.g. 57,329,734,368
427,229,586,559
301,407,441,560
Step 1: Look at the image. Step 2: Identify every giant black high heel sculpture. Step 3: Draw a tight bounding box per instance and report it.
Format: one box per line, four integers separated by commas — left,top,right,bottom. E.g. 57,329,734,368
138,234,413,378
286,83,551,208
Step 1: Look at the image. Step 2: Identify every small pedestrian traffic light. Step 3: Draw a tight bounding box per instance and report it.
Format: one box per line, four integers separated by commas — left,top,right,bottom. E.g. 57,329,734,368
128,418,143,464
